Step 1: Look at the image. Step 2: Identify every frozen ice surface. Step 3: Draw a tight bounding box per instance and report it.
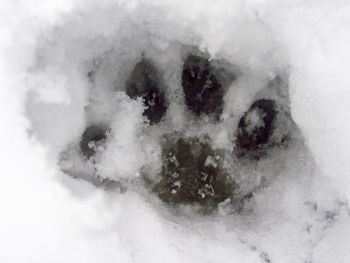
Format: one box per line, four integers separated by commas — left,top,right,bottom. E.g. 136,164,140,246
1,0,350,262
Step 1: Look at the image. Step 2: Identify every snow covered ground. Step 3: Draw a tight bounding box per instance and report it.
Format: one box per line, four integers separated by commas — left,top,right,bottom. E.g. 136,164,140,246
1,0,350,262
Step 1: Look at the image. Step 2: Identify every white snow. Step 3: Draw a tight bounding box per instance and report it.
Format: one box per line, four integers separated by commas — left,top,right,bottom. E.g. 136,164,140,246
1,0,350,262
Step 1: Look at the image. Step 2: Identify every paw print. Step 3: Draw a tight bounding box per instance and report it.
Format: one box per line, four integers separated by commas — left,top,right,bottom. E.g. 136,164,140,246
66,48,293,212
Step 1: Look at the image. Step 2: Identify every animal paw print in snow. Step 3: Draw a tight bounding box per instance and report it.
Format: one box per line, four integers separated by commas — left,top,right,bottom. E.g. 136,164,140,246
79,52,286,209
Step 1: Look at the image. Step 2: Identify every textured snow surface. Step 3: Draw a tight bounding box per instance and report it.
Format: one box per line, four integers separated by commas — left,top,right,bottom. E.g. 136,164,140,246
1,0,350,262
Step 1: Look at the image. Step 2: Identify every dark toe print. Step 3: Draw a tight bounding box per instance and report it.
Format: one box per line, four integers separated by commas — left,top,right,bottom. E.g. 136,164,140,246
182,55,224,117
154,135,233,208
80,125,109,159
126,58,167,124
236,99,277,152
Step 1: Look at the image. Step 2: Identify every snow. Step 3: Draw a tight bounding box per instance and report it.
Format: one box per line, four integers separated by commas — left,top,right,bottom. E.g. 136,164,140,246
1,0,350,262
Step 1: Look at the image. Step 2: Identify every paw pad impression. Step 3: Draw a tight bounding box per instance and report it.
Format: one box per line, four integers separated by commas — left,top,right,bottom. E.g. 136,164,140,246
125,57,167,124
154,134,234,209
182,55,224,118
